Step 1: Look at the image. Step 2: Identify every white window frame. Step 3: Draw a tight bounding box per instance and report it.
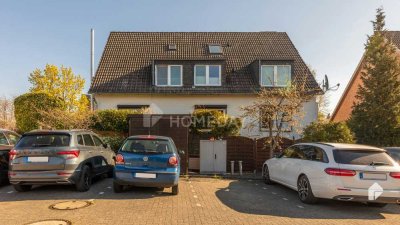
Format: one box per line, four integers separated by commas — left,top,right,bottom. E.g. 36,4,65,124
260,65,291,87
194,65,222,86
155,65,183,86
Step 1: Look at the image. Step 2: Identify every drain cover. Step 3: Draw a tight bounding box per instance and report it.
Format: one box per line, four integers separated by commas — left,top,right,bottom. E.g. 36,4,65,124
49,200,92,210
26,219,71,225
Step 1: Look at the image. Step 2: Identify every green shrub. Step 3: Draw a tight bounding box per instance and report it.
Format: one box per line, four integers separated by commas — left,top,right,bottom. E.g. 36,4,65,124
191,110,242,139
102,136,126,153
91,109,141,133
14,92,64,133
302,121,355,143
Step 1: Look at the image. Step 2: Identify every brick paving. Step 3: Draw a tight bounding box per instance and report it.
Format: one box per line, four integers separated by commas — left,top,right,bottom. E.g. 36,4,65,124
0,177,399,225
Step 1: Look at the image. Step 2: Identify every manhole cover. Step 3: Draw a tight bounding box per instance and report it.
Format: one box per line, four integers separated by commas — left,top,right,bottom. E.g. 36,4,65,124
25,219,71,225
49,200,92,210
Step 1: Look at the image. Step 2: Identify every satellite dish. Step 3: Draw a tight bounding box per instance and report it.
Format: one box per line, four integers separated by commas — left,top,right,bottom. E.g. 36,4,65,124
322,74,329,92
321,74,340,92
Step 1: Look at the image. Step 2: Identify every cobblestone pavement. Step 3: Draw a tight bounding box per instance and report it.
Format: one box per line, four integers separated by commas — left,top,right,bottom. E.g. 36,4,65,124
0,177,399,225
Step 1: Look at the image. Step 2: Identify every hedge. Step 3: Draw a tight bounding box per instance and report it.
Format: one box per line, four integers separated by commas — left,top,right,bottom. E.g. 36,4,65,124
302,121,355,143
14,92,64,133
90,109,140,133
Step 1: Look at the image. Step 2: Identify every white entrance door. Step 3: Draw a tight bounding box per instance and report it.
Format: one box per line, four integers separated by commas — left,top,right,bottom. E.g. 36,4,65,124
200,140,227,174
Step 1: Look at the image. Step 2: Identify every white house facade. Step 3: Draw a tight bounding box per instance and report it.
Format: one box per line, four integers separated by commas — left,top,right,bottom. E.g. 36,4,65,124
90,32,322,140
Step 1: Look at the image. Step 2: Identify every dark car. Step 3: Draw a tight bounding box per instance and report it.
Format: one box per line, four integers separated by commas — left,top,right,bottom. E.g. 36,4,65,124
384,147,400,163
9,130,115,192
113,135,181,195
0,129,20,184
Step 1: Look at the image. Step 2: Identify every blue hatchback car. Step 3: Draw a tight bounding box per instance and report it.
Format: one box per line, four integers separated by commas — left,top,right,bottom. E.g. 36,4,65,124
113,135,181,195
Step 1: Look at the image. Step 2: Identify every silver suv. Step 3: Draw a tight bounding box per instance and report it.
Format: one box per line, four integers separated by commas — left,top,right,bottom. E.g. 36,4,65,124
9,130,115,192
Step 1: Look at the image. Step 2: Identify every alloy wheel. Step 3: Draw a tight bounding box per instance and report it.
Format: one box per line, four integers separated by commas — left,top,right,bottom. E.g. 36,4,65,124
298,177,309,200
263,166,269,181
84,173,90,189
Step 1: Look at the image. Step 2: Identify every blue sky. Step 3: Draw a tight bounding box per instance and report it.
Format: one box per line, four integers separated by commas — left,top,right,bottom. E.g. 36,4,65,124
1,0,399,113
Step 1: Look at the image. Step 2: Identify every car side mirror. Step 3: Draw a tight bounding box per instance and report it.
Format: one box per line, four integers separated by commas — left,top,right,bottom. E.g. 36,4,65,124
273,153,280,158
103,143,109,149
179,150,185,155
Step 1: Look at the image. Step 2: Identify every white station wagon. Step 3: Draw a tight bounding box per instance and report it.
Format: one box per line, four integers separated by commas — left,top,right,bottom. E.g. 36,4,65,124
262,143,400,207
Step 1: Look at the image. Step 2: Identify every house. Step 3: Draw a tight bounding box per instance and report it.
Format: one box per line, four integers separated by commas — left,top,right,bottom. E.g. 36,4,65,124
89,32,321,139
332,31,400,122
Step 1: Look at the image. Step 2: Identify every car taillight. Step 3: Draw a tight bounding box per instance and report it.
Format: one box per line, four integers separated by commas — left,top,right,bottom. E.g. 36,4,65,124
9,149,17,160
57,150,80,159
325,168,356,177
390,172,400,179
115,154,124,165
168,156,178,166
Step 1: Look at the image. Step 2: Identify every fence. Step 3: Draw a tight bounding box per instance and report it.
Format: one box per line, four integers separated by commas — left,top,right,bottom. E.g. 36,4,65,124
128,114,294,174
128,114,190,174
189,134,294,173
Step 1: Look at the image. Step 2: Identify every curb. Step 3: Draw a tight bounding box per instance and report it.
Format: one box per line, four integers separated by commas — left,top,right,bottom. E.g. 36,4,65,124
181,173,263,180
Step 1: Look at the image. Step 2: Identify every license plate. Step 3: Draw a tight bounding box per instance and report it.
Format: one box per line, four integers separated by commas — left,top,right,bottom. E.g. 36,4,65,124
27,157,49,163
135,173,156,179
360,172,387,180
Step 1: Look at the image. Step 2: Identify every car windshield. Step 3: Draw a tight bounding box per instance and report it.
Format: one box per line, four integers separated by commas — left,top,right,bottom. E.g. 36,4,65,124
16,134,71,148
121,139,174,154
333,149,393,166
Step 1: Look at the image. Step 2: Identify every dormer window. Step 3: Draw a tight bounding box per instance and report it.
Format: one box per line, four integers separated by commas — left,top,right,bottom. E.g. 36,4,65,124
194,65,221,86
260,65,291,87
155,65,182,86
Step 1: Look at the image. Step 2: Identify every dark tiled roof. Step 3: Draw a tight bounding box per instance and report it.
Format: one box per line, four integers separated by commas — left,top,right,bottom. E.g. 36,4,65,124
90,32,320,94
384,31,400,49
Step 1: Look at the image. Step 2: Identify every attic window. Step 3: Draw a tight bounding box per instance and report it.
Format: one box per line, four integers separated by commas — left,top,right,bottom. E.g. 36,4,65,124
208,44,223,54
168,44,177,50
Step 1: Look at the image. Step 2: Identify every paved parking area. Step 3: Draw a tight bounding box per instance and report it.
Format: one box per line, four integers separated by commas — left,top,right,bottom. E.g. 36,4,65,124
0,177,400,225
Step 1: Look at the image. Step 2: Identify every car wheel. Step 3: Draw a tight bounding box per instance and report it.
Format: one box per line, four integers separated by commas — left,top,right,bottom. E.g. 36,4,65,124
157,187,165,192
297,175,318,204
0,175,9,185
107,166,114,178
75,165,91,192
263,165,274,185
172,185,179,195
113,181,124,193
13,184,32,192
366,202,388,208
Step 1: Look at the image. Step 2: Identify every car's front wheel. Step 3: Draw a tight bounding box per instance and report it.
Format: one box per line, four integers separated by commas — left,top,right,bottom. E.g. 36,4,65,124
13,184,32,192
263,165,274,185
297,175,318,204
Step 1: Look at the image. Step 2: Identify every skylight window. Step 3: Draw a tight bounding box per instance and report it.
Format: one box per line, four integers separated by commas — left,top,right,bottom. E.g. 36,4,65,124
208,44,223,54
168,44,177,50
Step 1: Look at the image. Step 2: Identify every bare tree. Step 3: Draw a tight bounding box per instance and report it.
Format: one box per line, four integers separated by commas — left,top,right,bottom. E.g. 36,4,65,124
241,81,316,158
0,96,16,130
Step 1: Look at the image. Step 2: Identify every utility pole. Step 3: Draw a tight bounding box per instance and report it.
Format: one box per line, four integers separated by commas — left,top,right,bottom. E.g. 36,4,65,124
90,28,94,111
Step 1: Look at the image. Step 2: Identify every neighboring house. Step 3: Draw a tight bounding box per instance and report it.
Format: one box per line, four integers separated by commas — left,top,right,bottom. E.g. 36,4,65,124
89,32,321,139
332,31,400,122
